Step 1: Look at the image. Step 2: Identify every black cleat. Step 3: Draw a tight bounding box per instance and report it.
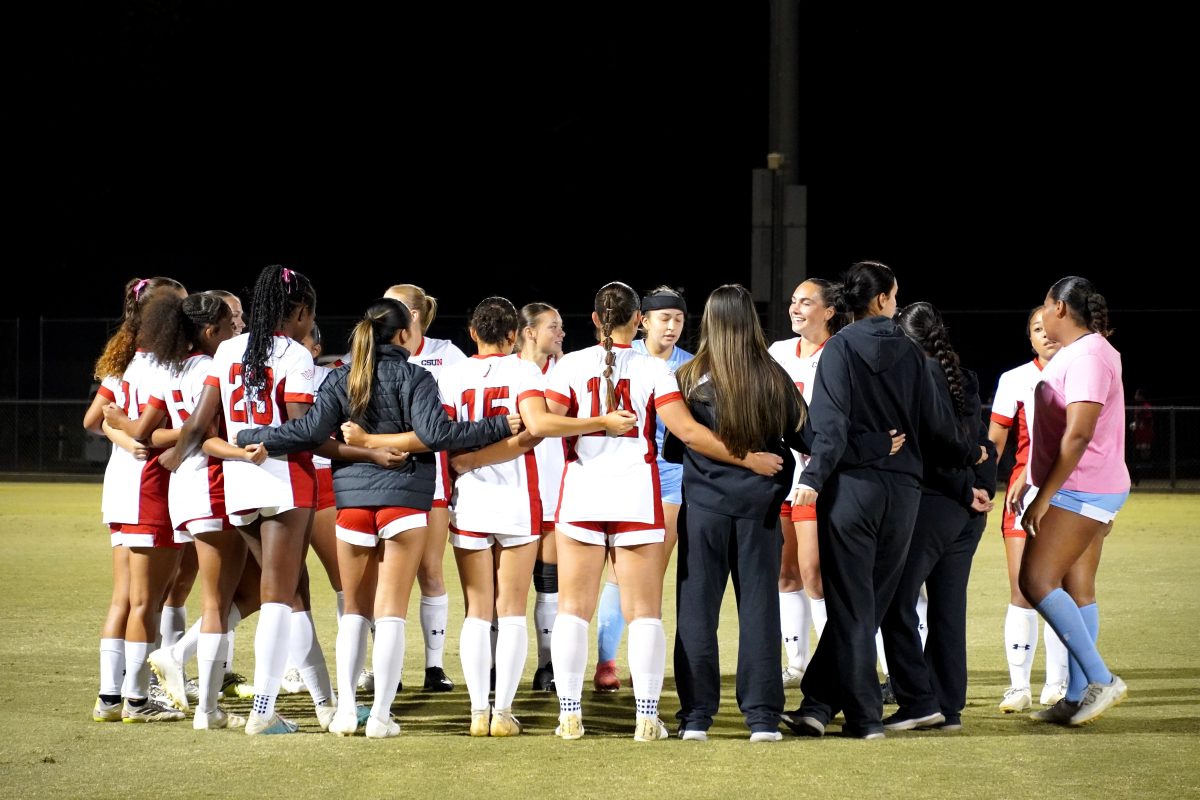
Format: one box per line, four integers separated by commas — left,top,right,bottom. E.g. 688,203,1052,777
423,666,454,692
532,663,556,692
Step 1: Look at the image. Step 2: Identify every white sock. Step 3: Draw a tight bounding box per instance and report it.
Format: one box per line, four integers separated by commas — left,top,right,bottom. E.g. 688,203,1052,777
494,616,528,711
371,617,405,723
779,591,808,670
122,641,151,700
809,595,828,639
1043,622,1070,687
534,593,558,668
335,591,345,622
628,617,666,720
224,605,243,674
99,638,125,698
420,594,449,669
874,628,889,677
250,602,291,719
1004,604,1038,689
289,610,334,708
460,617,493,711
336,615,370,718
160,606,187,650
171,619,202,666
490,613,500,664
197,632,226,714
551,614,589,714
916,586,929,651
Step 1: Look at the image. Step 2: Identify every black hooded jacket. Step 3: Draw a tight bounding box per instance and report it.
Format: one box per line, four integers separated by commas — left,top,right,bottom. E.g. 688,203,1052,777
921,364,999,507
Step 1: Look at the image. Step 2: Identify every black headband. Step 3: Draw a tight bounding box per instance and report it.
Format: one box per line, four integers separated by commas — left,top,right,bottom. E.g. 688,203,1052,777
641,294,687,316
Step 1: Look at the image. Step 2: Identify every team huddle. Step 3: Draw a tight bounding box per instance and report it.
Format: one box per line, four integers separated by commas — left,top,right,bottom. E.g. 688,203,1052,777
84,261,1130,741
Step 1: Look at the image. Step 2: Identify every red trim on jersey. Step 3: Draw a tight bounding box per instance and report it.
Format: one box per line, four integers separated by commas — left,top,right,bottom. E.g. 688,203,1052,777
470,353,505,360
134,454,173,528
516,389,544,406
316,468,335,511
412,338,425,356
654,391,682,409
438,451,453,502
795,339,827,358
332,358,346,368
642,396,658,464
1032,358,1045,371
203,375,220,388
610,342,632,349
990,412,1014,427
97,386,116,402
283,392,314,404
287,453,318,508
524,450,543,535
206,456,227,517
442,403,457,419
146,395,168,411
544,389,571,408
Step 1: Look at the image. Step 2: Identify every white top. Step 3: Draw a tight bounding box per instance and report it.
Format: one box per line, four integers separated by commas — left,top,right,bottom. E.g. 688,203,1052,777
544,343,683,523
768,337,825,492
158,353,225,527
990,358,1043,469
311,363,333,470
439,354,545,535
99,352,172,527
521,354,566,521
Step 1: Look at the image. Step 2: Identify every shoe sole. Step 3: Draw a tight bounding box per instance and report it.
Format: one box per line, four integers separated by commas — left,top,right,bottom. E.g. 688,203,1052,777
147,654,189,712
883,713,946,731
781,715,824,737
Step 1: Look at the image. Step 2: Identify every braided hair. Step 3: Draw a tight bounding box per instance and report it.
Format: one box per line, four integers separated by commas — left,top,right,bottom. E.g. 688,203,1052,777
93,277,185,379
594,282,640,413
896,302,967,417
1048,276,1113,337
243,265,315,401
347,298,412,421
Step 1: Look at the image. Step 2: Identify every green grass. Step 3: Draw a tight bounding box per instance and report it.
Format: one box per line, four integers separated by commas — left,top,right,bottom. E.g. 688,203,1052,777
1,484,1197,799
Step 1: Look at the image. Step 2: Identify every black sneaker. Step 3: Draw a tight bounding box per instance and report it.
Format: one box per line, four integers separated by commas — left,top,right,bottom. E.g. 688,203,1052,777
882,710,945,731
423,666,454,692
780,710,825,737
532,663,556,692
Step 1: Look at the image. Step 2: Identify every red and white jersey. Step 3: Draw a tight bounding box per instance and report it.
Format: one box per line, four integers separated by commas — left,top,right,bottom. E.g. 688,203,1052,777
311,363,333,470
990,359,1044,469
521,354,566,521
99,352,172,528
439,354,544,536
206,333,317,513
545,343,682,524
159,353,226,529
769,337,824,491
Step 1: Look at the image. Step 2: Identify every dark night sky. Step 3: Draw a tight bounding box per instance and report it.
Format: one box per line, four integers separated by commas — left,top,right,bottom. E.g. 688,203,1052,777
11,5,1195,402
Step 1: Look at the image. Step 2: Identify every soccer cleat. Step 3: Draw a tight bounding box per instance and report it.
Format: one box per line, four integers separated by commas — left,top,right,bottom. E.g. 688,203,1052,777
633,716,669,742
1068,676,1127,726
92,697,122,722
357,669,375,693
147,646,189,711
149,683,182,710
1030,698,1080,724
245,712,299,735
782,665,805,689
1041,680,1067,706
122,698,186,723
555,711,585,740
193,707,247,730
366,715,401,739
593,660,620,693
532,663,556,692
327,709,361,736
219,672,255,700
423,666,453,692
750,730,783,742
882,711,946,731
281,667,306,694
470,707,492,737
680,729,708,741
316,705,338,732
999,686,1033,713
185,678,200,706
780,711,825,737
880,677,897,705
490,708,523,737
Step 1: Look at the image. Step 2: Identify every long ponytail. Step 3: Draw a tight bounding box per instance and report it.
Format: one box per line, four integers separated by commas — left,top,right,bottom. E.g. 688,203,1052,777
347,298,412,421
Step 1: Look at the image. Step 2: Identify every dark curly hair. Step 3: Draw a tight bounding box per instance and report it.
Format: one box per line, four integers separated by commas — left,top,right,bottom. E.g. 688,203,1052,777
93,276,185,378
469,296,519,347
141,292,233,373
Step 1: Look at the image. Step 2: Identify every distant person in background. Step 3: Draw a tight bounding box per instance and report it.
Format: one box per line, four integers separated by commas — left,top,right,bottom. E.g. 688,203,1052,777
1129,388,1154,486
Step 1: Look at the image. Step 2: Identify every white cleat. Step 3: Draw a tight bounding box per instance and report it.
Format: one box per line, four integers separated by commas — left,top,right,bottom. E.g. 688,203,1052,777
357,669,375,693
1040,680,1067,706
245,712,299,735
365,714,401,739
998,686,1032,713
1069,675,1127,726
633,716,670,742
147,647,189,711
281,668,306,694
470,707,492,737
490,708,522,737
326,708,361,736
193,706,247,730
782,665,805,689
555,711,585,740
750,730,783,742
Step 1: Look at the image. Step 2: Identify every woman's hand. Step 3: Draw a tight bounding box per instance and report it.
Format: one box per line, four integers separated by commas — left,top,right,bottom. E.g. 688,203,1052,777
241,443,269,466
792,486,818,507
103,403,131,432
1020,492,1050,537
449,451,477,474
975,445,989,465
370,447,409,469
158,446,181,471
970,487,994,514
743,451,783,477
601,410,638,436
1006,480,1030,517
506,414,523,435
888,429,906,456
340,421,370,448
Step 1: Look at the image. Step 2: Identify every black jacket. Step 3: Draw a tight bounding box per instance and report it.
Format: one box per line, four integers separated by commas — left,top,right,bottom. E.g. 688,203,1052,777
921,365,999,509
236,344,510,510
799,316,976,494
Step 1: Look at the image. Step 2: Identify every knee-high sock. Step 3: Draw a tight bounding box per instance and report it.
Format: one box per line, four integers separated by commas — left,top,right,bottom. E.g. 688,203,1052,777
535,594,557,669
371,617,405,722
224,605,243,674
289,610,334,708
336,614,370,716
916,586,929,651
1066,602,1101,702
197,632,227,714
1044,619,1070,688
597,582,625,663
420,594,449,669
170,619,202,666
1036,590,1112,688
875,628,889,677
779,591,808,669
1005,604,1038,689
494,616,528,711
809,595,828,639
250,602,291,719
160,606,187,650
99,638,125,698
460,617,492,711
628,617,666,720
551,614,589,714
122,641,151,701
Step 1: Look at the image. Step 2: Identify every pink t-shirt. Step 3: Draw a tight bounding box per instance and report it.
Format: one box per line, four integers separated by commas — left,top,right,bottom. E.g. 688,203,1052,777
1029,333,1130,494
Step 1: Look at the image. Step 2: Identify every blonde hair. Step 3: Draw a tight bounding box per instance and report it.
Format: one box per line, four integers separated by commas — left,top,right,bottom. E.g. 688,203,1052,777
385,284,438,333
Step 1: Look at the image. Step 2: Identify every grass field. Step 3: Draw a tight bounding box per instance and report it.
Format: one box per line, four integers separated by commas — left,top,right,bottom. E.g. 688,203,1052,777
1,484,1197,799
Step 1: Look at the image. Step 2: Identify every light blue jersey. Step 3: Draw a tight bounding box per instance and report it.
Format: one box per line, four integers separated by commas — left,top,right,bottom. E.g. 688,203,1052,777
632,339,693,504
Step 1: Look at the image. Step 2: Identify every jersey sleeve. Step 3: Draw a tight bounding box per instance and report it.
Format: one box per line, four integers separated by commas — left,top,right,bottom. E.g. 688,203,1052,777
97,376,120,403
544,354,574,409
650,358,682,409
205,343,229,389
515,361,546,407
1063,354,1113,406
281,345,315,404
436,368,459,420
990,369,1019,426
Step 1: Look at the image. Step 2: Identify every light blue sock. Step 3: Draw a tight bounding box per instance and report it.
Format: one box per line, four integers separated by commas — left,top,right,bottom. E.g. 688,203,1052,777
1036,590,1111,689
1066,602,1100,702
597,582,625,663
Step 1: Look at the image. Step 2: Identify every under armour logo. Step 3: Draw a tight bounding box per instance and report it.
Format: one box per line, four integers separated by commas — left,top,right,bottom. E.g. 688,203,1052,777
430,629,445,636
1010,644,1033,651
541,628,552,635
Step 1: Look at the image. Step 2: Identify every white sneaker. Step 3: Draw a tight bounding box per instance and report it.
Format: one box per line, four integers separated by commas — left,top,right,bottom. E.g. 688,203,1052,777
245,712,299,735
327,708,360,736
1069,676,1127,726
680,729,708,741
470,707,492,737
193,707,247,730
147,647,189,711
1040,680,1067,706
281,668,306,694
782,665,805,689
490,708,522,737
750,730,783,742
365,714,400,739
357,669,375,693
633,716,669,742
555,711,585,740
998,686,1032,713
